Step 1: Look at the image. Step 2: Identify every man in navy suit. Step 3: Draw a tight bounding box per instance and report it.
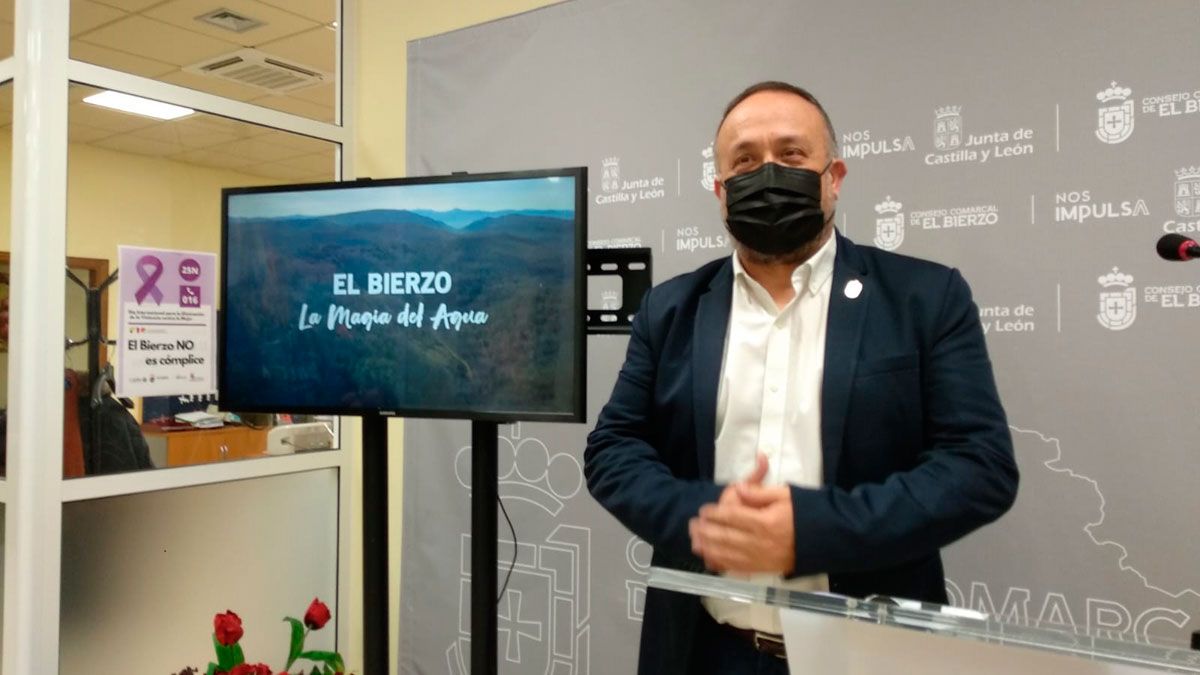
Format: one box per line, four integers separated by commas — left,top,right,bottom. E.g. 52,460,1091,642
584,81,1018,674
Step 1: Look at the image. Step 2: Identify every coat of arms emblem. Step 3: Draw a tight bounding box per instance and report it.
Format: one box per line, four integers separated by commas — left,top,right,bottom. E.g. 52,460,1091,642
934,106,962,151
1175,166,1200,218
873,196,904,251
1095,82,1134,145
448,427,592,674
1097,267,1136,331
700,144,716,192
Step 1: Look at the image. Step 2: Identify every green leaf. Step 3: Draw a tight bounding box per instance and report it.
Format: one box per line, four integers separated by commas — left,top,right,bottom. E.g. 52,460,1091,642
231,643,245,667
213,635,236,671
205,662,218,675
285,617,306,669
298,650,345,673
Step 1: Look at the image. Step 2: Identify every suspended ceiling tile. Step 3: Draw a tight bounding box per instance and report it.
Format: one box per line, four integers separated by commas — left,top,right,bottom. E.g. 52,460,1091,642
158,69,265,102
175,113,251,135
171,147,258,170
78,15,240,67
249,92,332,123
125,116,244,149
71,0,127,36
146,0,320,46
69,41,179,78
259,25,335,74
94,132,183,157
256,127,334,153
89,0,161,11
206,136,309,163
182,112,273,138
68,122,118,144
70,100,160,133
288,80,334,108
257,0,336,26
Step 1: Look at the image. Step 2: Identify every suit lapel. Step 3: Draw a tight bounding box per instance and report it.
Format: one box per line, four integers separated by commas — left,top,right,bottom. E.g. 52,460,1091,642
693,260,732,481
821,233,870,486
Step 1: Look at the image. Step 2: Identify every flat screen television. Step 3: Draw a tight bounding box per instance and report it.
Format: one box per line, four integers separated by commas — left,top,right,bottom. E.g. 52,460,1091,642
219,168,587,422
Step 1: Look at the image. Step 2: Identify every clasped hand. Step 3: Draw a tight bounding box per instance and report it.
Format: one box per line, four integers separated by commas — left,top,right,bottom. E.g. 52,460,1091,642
688,453,796,575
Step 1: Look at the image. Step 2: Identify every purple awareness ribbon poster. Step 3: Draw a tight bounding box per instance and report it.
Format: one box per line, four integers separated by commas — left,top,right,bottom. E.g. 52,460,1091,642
116,245,217,397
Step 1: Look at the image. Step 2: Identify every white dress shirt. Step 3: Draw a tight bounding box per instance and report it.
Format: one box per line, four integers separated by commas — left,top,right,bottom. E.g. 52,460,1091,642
702,235,836,634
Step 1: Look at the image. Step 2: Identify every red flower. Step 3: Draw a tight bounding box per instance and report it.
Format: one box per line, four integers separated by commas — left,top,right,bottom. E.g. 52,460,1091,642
304,597,331,630
213,610,244,646
229,664,272,675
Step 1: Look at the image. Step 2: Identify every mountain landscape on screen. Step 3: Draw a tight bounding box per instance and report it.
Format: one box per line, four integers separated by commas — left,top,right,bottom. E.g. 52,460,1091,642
223,207,576,415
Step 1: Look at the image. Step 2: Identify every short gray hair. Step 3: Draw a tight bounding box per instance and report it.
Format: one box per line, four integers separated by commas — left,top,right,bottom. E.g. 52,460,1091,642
715,81,839,160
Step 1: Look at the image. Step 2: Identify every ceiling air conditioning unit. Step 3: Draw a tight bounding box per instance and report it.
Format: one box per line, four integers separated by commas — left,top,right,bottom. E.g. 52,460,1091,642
184,48,327,94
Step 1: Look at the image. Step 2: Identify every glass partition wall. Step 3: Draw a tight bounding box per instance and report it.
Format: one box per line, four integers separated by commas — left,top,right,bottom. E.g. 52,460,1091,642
3,1,352,672
64,83,339,477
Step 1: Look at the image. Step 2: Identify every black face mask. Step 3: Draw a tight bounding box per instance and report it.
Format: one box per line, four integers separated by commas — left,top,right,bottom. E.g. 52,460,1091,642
722,161,831,256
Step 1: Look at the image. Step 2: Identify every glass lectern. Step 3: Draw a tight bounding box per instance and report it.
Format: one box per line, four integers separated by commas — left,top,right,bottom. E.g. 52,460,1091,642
649,567,1200,674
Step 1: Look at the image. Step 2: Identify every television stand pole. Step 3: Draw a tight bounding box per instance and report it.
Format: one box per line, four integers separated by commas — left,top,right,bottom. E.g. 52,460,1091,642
471,420,500,675
360,417,500,675
362,413,389,674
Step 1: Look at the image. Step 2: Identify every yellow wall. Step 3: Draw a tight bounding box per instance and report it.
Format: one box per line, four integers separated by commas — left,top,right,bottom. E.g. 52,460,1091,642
0,130,272,260
353,1,561,671
65,142,273,263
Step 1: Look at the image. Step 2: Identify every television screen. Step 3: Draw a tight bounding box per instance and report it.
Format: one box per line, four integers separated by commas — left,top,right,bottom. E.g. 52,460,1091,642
219,168,586,422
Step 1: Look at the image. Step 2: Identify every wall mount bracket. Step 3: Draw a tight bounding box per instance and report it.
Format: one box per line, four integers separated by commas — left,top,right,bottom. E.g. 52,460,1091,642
586,247,652,335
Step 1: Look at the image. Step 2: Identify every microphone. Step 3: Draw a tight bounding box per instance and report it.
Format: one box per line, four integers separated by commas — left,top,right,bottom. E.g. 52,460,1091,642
1157,233,1200,261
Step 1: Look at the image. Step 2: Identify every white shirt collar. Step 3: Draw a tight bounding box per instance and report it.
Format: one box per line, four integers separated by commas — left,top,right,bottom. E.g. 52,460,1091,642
731,233,838,300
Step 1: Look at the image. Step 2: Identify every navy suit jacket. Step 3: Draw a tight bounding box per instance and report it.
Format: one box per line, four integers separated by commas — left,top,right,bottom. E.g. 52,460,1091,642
584,232,1018,675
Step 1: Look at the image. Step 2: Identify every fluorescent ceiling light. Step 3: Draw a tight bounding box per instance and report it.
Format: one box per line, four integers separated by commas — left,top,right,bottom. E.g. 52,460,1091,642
83,91,194,121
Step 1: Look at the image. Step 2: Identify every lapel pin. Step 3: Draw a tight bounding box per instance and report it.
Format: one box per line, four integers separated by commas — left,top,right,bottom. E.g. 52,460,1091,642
844,279,863,299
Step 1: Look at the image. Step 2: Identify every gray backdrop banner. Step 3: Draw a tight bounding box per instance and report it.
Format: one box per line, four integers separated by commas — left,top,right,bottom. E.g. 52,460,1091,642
401,1,1200,673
